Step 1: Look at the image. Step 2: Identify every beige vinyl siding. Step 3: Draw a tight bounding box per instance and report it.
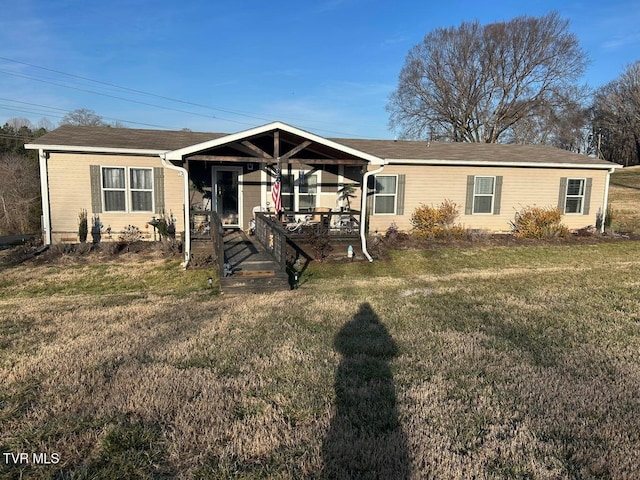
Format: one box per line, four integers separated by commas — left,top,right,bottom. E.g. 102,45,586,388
48,153,184,242
367,164,609,233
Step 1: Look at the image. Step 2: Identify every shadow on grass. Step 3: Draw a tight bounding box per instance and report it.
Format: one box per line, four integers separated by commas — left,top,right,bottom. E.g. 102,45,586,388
321,302,410,479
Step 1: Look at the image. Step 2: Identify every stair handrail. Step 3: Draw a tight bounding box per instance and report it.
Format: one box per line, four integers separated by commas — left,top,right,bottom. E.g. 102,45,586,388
254,212,287,270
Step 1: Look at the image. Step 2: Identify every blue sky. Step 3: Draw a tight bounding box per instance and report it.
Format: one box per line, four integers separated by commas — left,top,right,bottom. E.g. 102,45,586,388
1,0,639,138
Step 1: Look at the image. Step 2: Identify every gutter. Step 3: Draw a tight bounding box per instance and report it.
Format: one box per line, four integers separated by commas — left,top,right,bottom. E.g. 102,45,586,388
159,153,191,268
601,167,616,233
38,149,52,245
25,144,165,156
360,164,386,262
384,158,622,170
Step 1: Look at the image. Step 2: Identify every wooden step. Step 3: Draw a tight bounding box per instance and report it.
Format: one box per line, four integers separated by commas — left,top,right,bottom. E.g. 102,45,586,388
231,270,279,277
220,272,290,294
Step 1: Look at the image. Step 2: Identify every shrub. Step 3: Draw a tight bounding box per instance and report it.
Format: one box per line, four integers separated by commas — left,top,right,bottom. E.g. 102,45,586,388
385,222,408,241
91,214,102,244
605,205,613,230
156,213,176,241
510,206,568,239
119,225,144,243
410,200,466,238
304,230,333,261
78,209,88,243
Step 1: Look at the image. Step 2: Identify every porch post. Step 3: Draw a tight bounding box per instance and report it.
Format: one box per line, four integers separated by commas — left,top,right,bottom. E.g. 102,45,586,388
275,131,282,221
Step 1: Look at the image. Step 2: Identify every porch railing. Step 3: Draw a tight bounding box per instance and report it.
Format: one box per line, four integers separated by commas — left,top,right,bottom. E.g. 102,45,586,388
190,210,212,239
255,212,287,270
209,211,225,279
190,210,224,278
280,210,361,236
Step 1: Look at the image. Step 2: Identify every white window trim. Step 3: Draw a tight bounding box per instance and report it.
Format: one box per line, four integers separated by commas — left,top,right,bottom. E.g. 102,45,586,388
373,174,398,215
100,166,154,213
129,167,154,213
564,177,586,215
473,176,495,215
101,166,127,213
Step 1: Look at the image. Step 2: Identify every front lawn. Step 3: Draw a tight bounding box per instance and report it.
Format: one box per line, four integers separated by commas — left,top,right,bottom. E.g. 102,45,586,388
1,241,640,478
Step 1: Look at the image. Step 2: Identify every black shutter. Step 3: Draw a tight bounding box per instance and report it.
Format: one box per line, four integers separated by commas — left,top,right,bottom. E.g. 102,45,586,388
154,167,165,214
558,177,568,213
90,165,102,214
396,174,406,215
465,175,475,215
583,178,592,215
493,176,503,215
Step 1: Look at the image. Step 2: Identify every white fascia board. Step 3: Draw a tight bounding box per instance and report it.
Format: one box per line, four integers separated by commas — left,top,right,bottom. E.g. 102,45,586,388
385,158,622,170
165,121,385,165
24,143,166,156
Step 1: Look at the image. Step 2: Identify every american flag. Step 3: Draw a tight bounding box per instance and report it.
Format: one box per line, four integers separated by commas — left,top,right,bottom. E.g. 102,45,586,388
272,168,282,214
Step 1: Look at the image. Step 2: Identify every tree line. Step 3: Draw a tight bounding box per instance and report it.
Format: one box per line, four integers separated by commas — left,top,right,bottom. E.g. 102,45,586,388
0,110,123,236
387,11,640,166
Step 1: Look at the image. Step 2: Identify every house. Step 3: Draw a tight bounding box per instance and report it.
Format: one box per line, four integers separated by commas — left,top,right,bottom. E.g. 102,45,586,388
26,121,620,264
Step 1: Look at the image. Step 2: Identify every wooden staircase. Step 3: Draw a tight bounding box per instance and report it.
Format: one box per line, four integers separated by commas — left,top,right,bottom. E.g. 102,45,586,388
190,230,290,294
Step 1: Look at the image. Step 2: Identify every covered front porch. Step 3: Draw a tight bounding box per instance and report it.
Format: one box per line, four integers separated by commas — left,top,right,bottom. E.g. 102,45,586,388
167,122,382,286
172,124,372,234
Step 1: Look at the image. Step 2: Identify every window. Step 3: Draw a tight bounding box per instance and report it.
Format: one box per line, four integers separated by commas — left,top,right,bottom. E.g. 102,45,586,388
130,168,153,212
564,178,585,214
473,176,495,214
374,175,397,214
275,170,318,212
102,167,126,211
101,167,154,212
298,172,317,211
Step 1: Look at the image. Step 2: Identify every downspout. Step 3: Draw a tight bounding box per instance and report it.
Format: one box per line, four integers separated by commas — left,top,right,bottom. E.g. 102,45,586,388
159,153,191,268
601,167,615,234
360,163,386,262
38,149,52,245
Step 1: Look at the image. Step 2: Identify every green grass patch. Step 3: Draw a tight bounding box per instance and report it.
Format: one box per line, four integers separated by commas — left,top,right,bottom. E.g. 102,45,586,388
305,241,640,281
2,241,640,477
0,261,221,298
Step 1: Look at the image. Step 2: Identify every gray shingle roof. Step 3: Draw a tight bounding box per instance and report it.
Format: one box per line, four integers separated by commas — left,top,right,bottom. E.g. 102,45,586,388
30,125,225,151
335,138,614,167
29,125,616,167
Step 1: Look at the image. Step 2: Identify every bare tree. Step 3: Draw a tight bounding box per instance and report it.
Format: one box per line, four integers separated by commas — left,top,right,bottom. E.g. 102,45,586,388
0,152,41,234
507,87,592,152
591,61,640,166
37,117,55,132
60,108,106,127
387,12,588,143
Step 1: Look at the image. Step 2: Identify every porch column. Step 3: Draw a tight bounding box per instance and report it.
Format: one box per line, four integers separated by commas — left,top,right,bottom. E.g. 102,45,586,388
275,131,282,221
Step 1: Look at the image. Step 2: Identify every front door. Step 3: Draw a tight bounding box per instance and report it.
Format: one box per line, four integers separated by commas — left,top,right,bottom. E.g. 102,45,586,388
213,167,242,227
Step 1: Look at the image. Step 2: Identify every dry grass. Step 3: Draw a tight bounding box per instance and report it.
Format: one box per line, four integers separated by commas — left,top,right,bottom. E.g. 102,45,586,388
609,166,640,233
2,241,640,478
